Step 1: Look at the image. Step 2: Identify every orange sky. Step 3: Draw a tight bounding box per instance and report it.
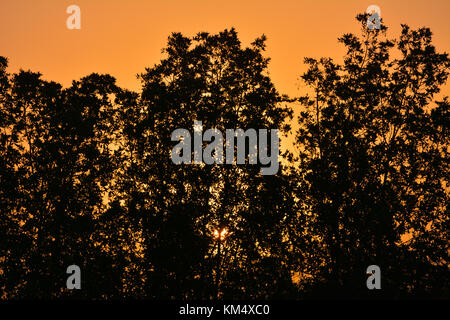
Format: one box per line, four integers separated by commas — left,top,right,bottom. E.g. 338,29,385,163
1,0,449,98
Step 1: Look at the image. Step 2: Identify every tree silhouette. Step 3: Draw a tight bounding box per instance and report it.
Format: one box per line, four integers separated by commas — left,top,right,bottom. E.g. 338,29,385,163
0,64,138,298
294,14,449,298
121,29,297,299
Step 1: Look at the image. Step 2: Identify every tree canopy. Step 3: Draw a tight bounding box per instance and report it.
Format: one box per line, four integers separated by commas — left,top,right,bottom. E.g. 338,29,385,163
0,15,448,299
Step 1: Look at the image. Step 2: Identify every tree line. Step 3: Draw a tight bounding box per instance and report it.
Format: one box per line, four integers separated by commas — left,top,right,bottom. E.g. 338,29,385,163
0,14,448,299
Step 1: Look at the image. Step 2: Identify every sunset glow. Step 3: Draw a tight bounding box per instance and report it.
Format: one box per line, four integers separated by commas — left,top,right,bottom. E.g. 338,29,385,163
213,228,228,241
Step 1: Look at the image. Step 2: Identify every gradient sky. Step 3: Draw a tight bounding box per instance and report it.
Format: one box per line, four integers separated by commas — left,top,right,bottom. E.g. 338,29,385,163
1,0,449,98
